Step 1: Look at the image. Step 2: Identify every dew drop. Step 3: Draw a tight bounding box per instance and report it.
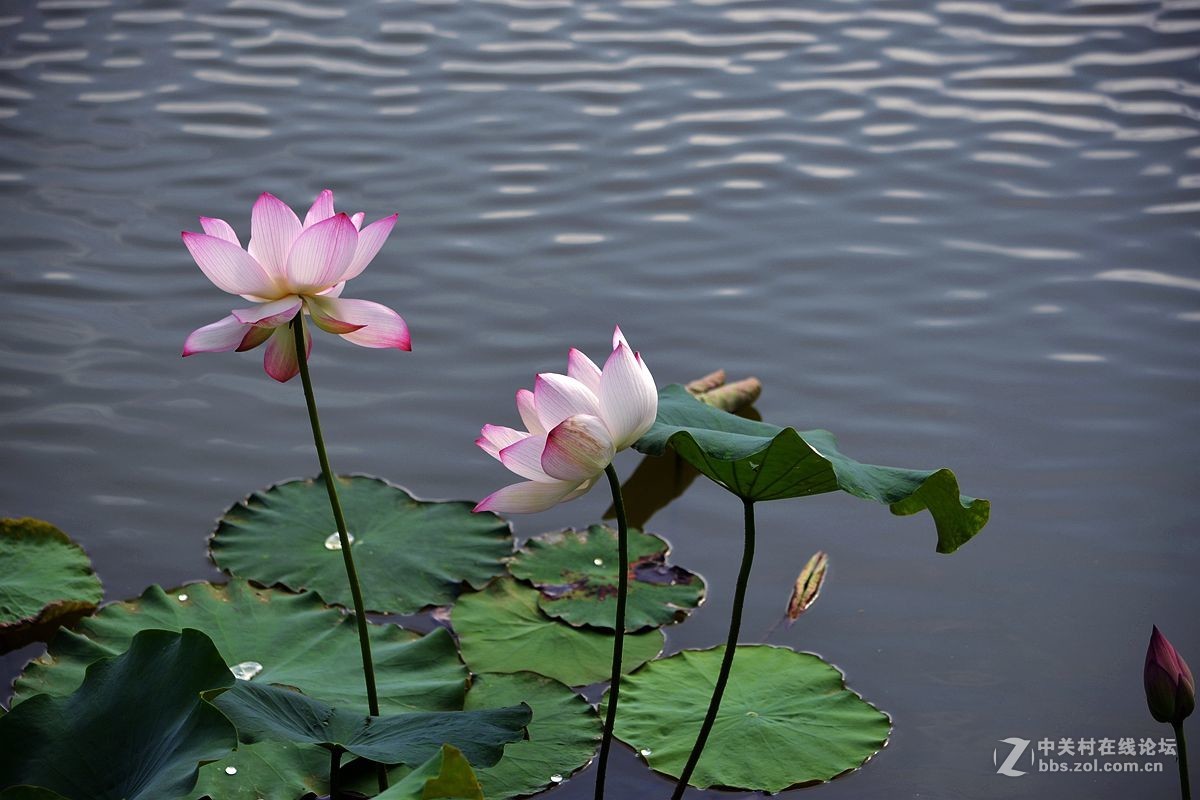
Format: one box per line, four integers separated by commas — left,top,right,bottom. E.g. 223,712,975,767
324,532,354,550
549,774,563,784
593,558,604,566
230,661,263,681
177,593,188,602
640,748,652,756
224,766,238,775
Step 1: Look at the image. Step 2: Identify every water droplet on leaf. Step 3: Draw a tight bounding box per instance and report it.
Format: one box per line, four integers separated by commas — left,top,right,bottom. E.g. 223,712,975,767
550,774,563,783
224,766,238,775
324,532,354,550
177,594,188,602
640,748,652,756
230,661,264,681
593,558,604,566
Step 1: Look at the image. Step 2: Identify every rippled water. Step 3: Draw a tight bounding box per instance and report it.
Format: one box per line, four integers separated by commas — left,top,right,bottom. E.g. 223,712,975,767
1,0,1198,797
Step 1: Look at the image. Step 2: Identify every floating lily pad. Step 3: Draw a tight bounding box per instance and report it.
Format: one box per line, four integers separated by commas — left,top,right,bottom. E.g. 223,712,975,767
509,526,704,632
210,476,513,614
609,645,890,792
11,581,467,800
452,579,663,687
464,672,601,799
0,628,237,800
634,385,990,553
375,745,483,800
212,681,530,767
0,518,103,652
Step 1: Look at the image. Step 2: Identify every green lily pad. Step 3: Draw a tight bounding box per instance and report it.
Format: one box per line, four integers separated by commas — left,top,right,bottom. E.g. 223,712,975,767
508,525,704,632
634,385,990,553
211,681,530,767
452,579,664,687
0,518,103,652
0,628,237,800
609,645,891,792
11,581,467,800
210,476,513,614
464,672,601,799
375,745,483,800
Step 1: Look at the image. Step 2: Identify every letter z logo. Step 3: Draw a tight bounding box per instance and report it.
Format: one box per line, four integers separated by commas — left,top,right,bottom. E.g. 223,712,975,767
994,737,1032,777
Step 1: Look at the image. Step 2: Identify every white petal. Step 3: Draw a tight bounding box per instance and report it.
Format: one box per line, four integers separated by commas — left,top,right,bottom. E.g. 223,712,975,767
499,434,554,482
284,213,358,293
182,232,277,297
516,389,544,435
303,189,336,228
533,373,601,431
183,315,253,356
599,343,658,450
247,192,301,282
339,214,397,282
567,348,602,395
476,425,530,459
200,217,240,246
474,479,586,514
541,414,614,482
231,296,302,328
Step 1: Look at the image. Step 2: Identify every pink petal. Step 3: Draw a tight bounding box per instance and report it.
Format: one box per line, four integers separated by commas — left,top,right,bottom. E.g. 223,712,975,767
182,232,276,297
183,315,254,356
339,213,397,282
231,296,302,328
247,192,302,282
499,434,554,482
542,414,615,481
534,373,601,431
262,323,309,383
285,213,359,292
317,282,345,298
567,348,602,395
599,343,658,450
200,217,240,246
303,189,336,228
350,212,365,231
473,478,585,514
306,297,366,335
516,389,544,435
237,325,273,352
309,297,410,349
477,425,529,459
613,324,629,351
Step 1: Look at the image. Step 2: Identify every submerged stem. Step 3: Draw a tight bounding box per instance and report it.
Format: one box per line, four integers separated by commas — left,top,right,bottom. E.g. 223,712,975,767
670,498,757,800
292,316,387,792
1176,721,1191,800
594,463,631,800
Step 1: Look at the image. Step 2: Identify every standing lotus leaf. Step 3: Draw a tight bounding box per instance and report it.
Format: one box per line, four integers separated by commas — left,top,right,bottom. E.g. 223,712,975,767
634,385,990,553
451,578,664,687
508,525,705,632
210,476,513,614
0,518,103,652
608,645,891,792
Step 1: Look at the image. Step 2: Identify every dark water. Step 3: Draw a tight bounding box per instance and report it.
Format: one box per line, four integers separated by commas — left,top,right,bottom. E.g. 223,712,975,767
1,0,1198,797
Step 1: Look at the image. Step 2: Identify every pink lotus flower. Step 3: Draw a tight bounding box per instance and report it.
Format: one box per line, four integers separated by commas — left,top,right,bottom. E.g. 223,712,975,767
1145,625,1196,725
474,327,657,514
182,190,410,382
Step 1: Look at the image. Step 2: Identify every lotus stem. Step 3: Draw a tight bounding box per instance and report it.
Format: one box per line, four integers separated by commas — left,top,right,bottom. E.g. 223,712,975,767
329,747,342,799
670,498,757,799
291,316,387,792
1176,722,1191,800
595,463,631,800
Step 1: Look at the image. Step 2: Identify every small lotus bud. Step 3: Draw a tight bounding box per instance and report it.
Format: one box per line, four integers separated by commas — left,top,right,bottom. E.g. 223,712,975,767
1144,626,1195,725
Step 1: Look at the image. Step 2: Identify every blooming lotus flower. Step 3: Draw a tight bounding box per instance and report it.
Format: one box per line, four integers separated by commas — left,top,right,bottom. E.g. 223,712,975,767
182,190,410,382
1145,626,1195,725
474,327,657,514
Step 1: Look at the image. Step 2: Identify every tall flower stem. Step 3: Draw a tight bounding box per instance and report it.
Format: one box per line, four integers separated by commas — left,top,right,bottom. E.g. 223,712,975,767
594,463,631,800
670,498,757,800
1175,722,1191,800
292,316,386,791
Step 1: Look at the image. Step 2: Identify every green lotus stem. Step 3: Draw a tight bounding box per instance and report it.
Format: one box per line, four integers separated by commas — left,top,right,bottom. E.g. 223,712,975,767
671,498,757,799
329,747,342,799
594,462,631,800
1176,722,1191,800
291,316,387,792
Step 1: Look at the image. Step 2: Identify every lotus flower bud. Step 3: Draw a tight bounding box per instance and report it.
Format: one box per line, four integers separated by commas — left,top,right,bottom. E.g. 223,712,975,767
1145,626,1195,725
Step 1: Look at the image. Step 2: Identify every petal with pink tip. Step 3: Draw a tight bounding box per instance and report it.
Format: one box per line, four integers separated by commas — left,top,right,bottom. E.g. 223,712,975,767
247,192,301,282
533,373,601,431
473,478,585,515
516,389,544,435
262,323,309,383
182,232,277,297
612,324,629,351
542,414,614,482
183,315,254,356
306,297,366,335
305,297,410,349
477,425,530,459
232,296,302,328
499,434,553,482
285,213,358,292
567,348,602,395
200,217,240,246
350,212,365,231
303,189,336,228
599,343,658,450
339,213,397,282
